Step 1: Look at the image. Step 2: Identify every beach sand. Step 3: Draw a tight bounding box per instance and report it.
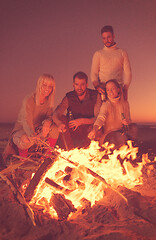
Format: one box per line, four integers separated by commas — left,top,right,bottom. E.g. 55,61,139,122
137,124,156,155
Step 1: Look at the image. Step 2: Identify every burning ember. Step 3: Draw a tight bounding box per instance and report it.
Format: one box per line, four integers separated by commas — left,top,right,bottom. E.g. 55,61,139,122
24,140,155,220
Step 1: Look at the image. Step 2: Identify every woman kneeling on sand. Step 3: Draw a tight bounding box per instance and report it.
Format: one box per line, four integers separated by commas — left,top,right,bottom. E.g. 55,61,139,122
88,79,138,147
3,74,59,160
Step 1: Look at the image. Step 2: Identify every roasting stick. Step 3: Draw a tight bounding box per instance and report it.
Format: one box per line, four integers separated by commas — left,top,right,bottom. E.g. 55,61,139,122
61,130,69,151
0,161,26,174
34,134,69,152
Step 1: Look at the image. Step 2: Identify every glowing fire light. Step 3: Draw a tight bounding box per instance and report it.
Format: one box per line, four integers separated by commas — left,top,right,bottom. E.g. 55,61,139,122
29,141,153,219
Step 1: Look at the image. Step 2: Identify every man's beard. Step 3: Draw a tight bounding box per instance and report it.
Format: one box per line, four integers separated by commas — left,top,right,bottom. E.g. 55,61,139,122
105,42,115,48
76,89,86,96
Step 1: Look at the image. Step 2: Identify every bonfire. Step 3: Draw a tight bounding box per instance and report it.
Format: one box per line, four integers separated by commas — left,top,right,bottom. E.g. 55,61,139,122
1,139,156,240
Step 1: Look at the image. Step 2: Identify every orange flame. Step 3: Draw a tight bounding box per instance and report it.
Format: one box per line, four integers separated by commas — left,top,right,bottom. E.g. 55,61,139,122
29,140,154,219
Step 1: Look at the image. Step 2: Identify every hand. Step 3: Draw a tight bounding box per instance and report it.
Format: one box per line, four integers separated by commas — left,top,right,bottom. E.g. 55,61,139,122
21,134,32,145
88,129,96,140
41,121,51,138
58,123,66,133
96,87,105,95
40,130,49,138
122,119,129,126
68,119,82,131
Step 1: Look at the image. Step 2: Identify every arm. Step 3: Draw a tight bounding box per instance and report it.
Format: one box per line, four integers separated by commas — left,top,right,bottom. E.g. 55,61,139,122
90,51,100,88
69,117,95,131
52,96,68,132
122,50,132,99
94,101,108,128
88,124,100,140
21,96,36,137
69,93,102,131
40,119,52,138
91,52,106,96
88,102,108,139
124,101,131,125
41,107,54,137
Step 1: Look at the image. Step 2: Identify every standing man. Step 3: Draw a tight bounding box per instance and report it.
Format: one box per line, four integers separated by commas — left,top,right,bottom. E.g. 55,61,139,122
53,71,101,149
90,25,132,100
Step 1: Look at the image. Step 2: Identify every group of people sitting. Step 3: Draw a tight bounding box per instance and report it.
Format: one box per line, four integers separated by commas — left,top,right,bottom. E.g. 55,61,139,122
3,25,138,161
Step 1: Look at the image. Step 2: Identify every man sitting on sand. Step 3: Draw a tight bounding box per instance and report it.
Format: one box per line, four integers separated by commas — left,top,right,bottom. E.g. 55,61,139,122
53,71,102,149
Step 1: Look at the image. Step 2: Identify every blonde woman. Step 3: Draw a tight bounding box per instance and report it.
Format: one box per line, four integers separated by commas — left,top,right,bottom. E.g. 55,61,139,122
3,74,59,160
88,79,137,146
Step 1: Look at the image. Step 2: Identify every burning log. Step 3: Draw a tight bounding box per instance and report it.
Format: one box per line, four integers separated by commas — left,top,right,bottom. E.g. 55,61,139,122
50,193,76,220
63,174,77,190
24,153,58,202
76,180,85,190
64,166,73,173
80,197,91,209
27,141,152,222
45,177,74,195
117,155,127,175
86,167,128,204
60,154,128,204
45,177,64,191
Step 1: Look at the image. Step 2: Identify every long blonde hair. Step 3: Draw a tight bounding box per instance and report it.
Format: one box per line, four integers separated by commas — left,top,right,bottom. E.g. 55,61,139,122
35,74,56,108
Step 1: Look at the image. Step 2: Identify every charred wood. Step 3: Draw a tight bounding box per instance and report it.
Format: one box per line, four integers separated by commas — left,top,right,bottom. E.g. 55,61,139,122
76,180,85,190
117,155,127,175
63,174,71,181
59,154,128,203
64,166,73,174
45,177,73,195
45,177,64,191
80,197,91,209
50,193,76,220
24,154,58,202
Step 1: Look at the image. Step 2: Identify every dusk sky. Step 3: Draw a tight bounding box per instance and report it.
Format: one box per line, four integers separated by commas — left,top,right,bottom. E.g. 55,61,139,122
1,0,156,123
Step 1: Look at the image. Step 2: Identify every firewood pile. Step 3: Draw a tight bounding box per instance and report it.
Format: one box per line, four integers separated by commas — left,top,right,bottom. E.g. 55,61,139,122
0,141,156,240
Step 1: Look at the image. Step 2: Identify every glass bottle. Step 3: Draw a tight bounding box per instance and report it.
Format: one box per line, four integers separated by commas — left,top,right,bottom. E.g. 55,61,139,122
121,113,128,132
68,110,75,130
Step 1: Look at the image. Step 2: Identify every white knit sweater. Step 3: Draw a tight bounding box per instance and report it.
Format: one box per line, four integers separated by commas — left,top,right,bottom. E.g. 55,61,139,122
90,44,132,88
94,96,131,138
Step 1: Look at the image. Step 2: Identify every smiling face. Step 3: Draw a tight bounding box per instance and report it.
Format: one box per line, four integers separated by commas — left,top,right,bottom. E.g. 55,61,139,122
40,79,53,98
106,81,120,99
73,77,88,97
101,31,115,48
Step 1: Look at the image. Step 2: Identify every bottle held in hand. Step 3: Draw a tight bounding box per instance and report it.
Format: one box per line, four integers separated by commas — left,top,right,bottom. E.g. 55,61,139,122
69,110,74,120
121,113,128,133
68,110,75,130
99,82,106,102
101,93,106,102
